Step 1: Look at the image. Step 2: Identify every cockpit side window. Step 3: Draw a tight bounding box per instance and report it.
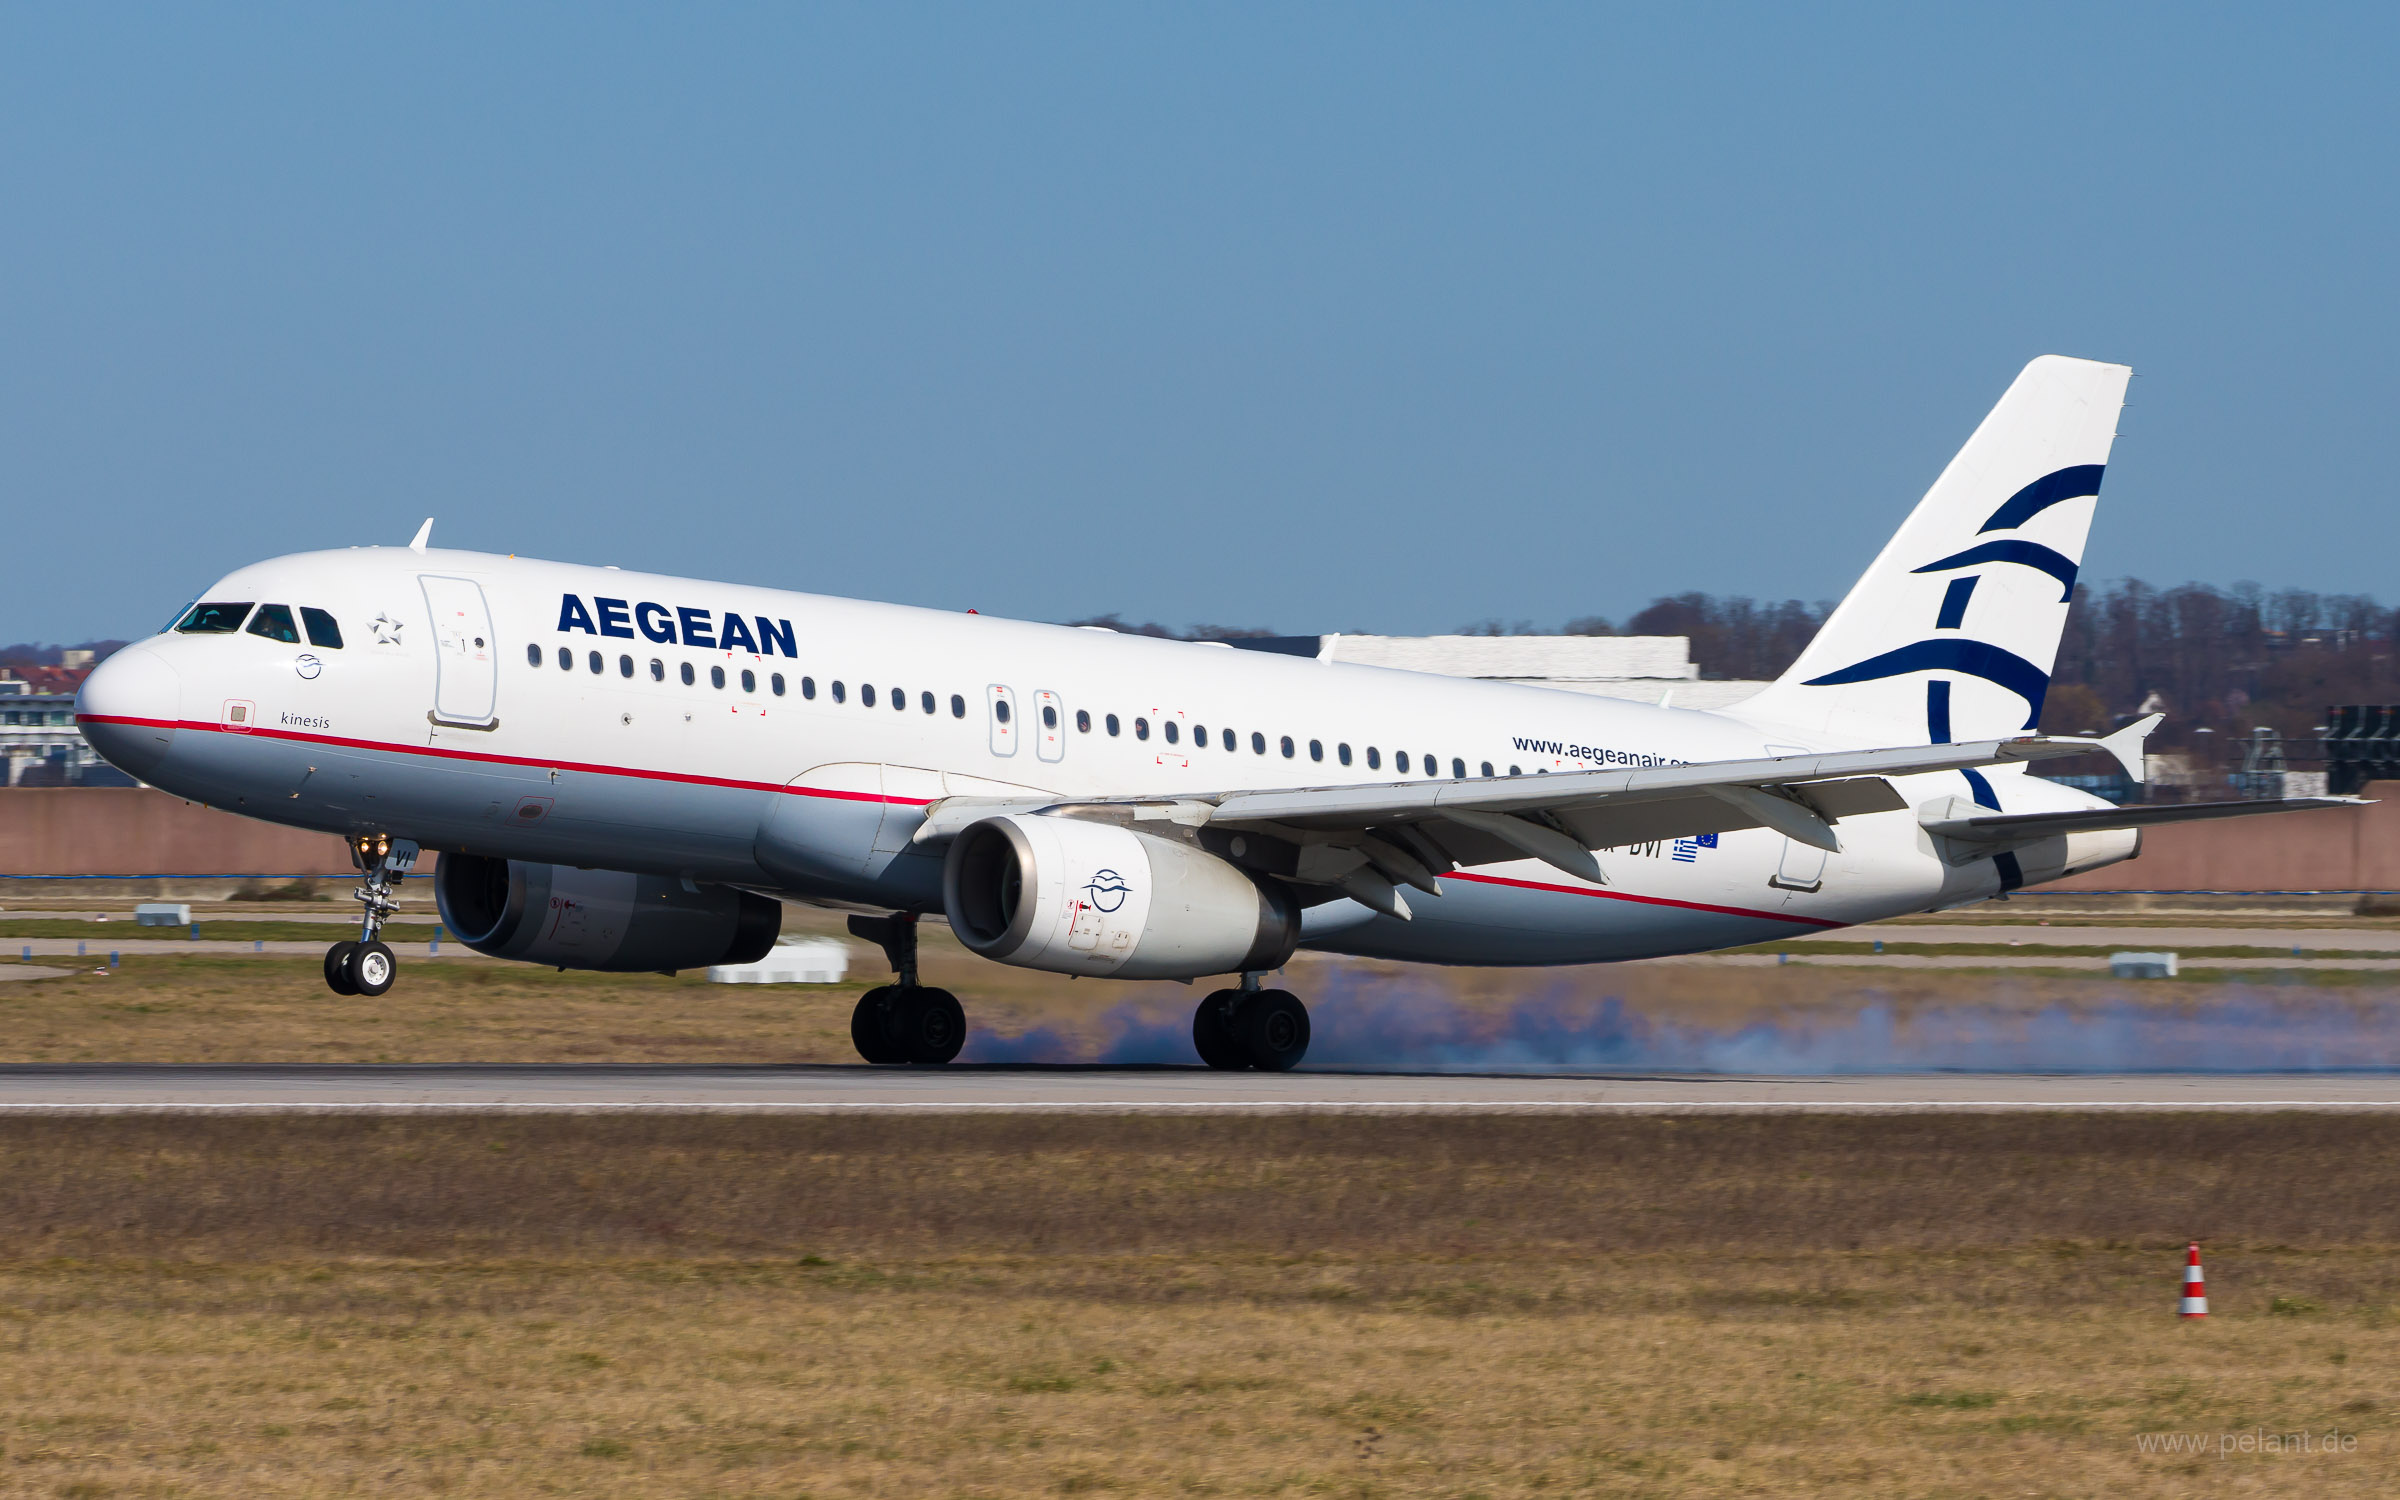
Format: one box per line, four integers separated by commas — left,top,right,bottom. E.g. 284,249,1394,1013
176,602,253,634
245,604,302,644
300,608,343,649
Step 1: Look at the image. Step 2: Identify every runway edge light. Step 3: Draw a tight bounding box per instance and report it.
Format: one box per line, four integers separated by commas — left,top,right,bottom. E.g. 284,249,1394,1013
2180,1242,2209,1319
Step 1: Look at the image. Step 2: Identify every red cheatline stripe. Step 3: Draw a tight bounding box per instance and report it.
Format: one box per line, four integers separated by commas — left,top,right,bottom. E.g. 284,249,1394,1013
77,714,937,806
1446,870,1848,930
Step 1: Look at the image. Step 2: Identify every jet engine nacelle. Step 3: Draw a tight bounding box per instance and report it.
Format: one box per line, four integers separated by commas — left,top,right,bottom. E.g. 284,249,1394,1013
433,853,781,973
942,814,1299,979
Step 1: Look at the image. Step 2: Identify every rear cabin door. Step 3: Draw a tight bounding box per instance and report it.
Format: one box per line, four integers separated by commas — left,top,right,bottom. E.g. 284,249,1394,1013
1764,742,1827,892
421,576,499,728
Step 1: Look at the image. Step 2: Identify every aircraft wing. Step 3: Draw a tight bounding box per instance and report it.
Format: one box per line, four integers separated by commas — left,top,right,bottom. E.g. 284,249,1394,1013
910,721,2176,918
1919,795,2367,854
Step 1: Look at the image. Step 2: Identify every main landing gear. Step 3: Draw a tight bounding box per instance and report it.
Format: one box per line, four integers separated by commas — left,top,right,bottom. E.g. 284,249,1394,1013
1192,976,1311,1072
324,833,418,998
847,912,967,1066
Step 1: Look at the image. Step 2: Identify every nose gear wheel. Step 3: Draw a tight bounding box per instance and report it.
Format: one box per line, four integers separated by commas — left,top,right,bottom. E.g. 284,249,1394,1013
324,833,418,996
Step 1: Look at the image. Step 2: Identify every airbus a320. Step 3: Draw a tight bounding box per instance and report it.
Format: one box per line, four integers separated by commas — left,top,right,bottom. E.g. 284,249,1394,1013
76,356,2341,1068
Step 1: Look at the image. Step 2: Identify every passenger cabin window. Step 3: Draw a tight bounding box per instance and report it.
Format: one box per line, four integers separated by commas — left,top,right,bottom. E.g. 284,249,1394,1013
245,605,301,644
1106,714,1120,736
619,655,634,678
1366,747,1380,770
681,662,696,686
804,677,816,699
993,697,1009,723
1221,728,1234,751
176,602,253,634
1395,751,1410,773
892,687,905,712
1041,704,1058,729
1453,758,1467,779
1310,739,1323,762
1077,709,1092,733
922,691,936,714
1481,761,1495,778
772,674,786,696
1338,743,1352,766
526,644,542,667
1135,717,1150,740
949,694,965,718
556,647,572,670
831,681,845,703
1251,731,1266,755
650,659,665,681
589,651,603,674
1281,735,1296,759
300,608,343,649
1163,721,1178,744
711,665,726,689
741,669,756,692
862,684,876,708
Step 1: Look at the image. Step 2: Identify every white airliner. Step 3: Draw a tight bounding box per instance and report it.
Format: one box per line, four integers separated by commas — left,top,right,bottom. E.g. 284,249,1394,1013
76,356,2339,1068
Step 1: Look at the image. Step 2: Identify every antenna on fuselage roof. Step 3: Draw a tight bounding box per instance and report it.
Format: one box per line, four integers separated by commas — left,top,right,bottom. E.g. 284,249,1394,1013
407,518,433,552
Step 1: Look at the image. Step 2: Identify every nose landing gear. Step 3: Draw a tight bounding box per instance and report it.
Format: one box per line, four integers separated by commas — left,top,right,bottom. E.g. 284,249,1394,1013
847,912,968,1065
1193,975,1310,1071
325,833,417,997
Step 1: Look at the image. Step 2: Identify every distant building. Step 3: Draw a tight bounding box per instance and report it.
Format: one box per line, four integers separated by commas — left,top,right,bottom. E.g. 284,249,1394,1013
0,664,93,696
0,687,135,786
1225,635,1770,711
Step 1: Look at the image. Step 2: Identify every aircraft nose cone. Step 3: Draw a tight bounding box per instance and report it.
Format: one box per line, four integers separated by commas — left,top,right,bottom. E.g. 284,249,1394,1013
75,645,181,779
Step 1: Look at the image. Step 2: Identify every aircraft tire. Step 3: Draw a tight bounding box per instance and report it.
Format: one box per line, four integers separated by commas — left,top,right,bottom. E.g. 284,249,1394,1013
893,986,967,1066
347,940,397,998
323,941,361,996
850,986,907,1065
1236,989,1310,1072
1191,990,1249,1070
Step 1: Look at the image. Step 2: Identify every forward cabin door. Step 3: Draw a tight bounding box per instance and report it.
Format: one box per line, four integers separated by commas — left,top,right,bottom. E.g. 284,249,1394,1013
421,576,499,728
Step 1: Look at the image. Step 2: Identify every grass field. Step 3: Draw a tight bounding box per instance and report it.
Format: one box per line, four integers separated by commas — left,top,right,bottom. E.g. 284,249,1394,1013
0,1112,2394,1497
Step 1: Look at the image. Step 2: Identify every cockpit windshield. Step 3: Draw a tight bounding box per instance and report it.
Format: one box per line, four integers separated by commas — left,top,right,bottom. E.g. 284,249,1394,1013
176,602,253,634
245,604,302,644
300,607,343,649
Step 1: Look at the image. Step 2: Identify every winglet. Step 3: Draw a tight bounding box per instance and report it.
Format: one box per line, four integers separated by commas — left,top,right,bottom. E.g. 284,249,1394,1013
408,518,434,553
2096,713,2162,782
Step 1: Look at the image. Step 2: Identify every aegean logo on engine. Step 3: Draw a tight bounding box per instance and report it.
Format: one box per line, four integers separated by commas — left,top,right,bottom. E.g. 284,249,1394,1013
555,593,800,656
1083,869,1131,913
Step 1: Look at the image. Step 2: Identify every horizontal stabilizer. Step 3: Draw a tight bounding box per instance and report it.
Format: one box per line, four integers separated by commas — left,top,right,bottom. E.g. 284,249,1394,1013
1921,796,2366,849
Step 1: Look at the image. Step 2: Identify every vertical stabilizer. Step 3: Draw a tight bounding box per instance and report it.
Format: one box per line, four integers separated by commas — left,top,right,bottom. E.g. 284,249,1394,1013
1732,355,2131,744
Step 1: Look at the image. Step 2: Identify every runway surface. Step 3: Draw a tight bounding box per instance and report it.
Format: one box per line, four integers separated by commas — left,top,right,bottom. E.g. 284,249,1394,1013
4,1065,2399,1112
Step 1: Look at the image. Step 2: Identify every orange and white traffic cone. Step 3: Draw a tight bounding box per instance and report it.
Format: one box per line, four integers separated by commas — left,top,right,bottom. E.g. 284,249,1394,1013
2180,1242,2209,1319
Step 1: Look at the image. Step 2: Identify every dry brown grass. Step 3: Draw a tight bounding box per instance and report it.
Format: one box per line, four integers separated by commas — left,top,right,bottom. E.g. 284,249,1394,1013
0,1115,2397,1495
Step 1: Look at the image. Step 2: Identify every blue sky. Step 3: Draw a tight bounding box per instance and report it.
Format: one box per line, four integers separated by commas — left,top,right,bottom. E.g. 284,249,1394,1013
4,5,2393,643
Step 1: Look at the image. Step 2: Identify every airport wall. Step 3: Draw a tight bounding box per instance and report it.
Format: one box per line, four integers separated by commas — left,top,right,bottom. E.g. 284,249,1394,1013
0,782,2392,895
2045,781,2400,894
0,788,354,882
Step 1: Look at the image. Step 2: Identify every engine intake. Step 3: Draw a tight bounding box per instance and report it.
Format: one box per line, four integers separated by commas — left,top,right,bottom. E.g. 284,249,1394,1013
434,853,780,973
942,814,1298,979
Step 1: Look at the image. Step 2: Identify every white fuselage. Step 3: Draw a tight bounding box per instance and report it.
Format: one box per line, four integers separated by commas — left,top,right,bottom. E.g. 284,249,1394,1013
77,545,2132,969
